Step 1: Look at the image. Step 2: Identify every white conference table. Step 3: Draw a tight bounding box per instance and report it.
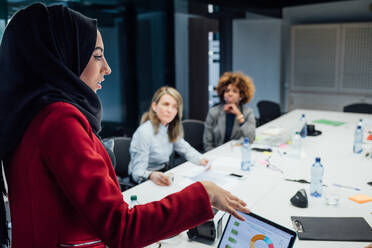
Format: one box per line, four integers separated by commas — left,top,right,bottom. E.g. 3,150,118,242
123,109,372,248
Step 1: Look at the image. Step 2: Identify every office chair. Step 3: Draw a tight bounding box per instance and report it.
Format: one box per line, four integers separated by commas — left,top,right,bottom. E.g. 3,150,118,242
257,100,282,126
113,137,135,191
343,103,372,114
182,119,205,153
169,119,205,168
99,121,126,139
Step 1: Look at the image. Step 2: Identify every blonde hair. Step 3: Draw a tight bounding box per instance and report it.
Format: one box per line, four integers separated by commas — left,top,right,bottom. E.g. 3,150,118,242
216,72,255,104
141,86,183,143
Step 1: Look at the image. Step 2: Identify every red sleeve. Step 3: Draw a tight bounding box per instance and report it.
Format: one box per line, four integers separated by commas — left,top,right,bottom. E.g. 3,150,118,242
39,104,213,248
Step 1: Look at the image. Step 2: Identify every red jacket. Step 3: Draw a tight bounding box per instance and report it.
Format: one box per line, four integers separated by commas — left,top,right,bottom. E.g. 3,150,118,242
6,102,213,248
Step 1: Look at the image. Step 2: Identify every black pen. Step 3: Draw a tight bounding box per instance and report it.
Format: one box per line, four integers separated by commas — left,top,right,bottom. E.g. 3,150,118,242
252,147,272,152
285,178,327,187
285,179,310,184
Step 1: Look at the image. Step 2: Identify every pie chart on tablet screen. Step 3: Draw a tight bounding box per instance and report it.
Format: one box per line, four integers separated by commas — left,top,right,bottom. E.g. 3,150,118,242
250,234,274,248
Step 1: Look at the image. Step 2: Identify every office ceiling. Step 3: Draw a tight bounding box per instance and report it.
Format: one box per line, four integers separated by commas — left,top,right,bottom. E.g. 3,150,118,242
5,0,355,19
190,0,354,18
194,0,350,9
6,0,351,6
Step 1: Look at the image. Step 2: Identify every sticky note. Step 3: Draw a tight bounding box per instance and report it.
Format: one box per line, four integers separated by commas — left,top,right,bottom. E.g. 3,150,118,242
258,159,267,165
279,144,288,149
349,194,372,204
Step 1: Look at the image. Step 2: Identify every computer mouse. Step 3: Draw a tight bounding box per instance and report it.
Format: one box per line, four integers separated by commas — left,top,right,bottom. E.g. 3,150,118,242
290,189,308,208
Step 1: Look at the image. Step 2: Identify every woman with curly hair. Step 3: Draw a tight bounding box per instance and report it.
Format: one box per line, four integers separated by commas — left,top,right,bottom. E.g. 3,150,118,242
203,72,256,152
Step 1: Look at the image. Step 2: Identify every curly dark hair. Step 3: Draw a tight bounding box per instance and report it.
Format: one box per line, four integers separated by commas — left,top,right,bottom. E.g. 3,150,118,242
216,72,255,104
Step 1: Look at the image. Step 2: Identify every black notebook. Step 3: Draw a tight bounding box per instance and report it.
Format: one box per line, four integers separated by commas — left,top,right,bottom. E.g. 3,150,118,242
291,216,372,242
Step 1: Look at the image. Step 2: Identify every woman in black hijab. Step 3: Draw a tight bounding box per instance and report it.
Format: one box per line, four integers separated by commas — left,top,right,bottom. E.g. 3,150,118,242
0,3,248,247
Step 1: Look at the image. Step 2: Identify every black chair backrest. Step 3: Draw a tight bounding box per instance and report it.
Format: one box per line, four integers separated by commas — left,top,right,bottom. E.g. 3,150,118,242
257,100,281,126
182,119,205,153
113,137,132,178
343,103,372,114
99,121,125,139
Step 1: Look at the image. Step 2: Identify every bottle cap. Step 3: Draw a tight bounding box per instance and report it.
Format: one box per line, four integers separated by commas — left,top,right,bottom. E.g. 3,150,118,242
315,157,320,162
295,131,300,135
130,195,137,201
357,125,362,129
302,114,305,117
243,137,249,143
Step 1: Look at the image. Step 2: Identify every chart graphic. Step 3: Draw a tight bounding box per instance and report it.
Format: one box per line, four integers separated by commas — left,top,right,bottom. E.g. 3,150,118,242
250,234,274,248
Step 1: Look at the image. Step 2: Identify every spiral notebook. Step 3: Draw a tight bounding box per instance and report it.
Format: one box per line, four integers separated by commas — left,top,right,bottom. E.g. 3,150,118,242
291,216,372,241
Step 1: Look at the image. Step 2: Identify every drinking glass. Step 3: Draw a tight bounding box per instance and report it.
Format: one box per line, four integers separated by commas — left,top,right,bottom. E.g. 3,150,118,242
324,184,340,206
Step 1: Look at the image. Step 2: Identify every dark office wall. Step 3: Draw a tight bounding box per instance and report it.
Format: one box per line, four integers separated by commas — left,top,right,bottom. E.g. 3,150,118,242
188,17,218,121
232,18,281,118
137,12,168,120
175,13,190,118
98,26,123,122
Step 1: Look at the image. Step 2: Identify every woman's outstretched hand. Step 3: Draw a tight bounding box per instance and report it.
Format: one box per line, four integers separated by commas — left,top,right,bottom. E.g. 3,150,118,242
201,181,249,221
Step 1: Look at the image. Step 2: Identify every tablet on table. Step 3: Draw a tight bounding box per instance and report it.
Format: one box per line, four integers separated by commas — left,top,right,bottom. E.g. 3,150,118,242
218,211,296,248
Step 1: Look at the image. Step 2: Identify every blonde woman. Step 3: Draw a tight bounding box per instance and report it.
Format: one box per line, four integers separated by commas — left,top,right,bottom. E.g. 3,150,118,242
203,72,256,152
129,86,208,185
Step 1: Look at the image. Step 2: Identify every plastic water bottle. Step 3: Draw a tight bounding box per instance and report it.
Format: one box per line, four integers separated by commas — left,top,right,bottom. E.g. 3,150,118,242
129,195,139,208
291,132,302,158
358,118,364,134
299,114,307,138
353,125,363,154
310,157,324,197
358,118,363,127
241,137,251,171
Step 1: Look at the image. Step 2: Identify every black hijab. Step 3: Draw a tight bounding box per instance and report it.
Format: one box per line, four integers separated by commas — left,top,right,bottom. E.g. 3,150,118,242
0,3,101,246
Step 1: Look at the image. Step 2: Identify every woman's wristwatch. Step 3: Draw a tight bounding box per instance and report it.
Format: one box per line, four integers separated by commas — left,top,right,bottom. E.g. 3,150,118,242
237,114,245,123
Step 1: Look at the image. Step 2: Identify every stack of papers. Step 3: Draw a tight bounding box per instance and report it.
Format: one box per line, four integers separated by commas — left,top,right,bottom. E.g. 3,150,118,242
262,127,285,136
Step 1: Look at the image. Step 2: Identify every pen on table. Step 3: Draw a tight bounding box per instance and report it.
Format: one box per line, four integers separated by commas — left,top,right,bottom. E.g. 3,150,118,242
252,147,272,152
285,179,310,184
332,183,360,191
265,158,283,174
285,178,327,187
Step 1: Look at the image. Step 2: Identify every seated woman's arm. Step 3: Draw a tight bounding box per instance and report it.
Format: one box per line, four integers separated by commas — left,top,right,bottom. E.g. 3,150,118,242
237,108,256,144
203,108,215,152
129,128,152,183
174,138,203,165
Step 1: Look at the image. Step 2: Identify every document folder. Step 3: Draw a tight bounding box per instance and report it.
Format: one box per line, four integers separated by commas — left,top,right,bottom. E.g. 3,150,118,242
291,216,372,241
